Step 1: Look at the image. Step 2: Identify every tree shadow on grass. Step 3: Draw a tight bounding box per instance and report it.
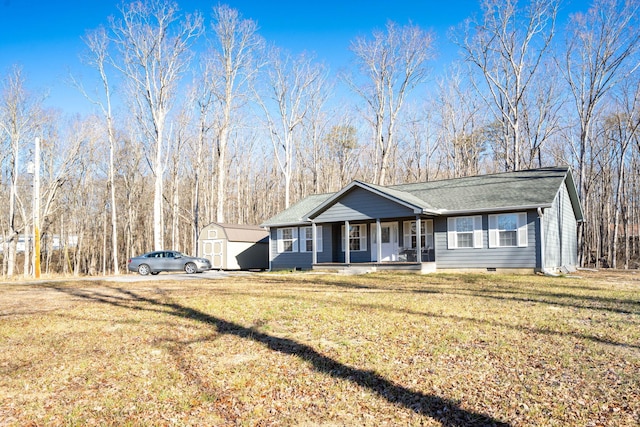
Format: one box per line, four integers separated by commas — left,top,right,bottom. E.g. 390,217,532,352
299,276,640,316
48,284,510,427
222,288,640,351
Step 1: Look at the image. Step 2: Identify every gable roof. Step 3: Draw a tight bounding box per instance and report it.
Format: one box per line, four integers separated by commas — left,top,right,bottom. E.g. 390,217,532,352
261,193,334,227
261,167,583,227
205,223,269,243
303,180,441,220
392,167,580,215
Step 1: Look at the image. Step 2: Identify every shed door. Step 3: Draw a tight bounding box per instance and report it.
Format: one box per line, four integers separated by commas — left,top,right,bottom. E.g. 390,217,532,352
204,239,225,269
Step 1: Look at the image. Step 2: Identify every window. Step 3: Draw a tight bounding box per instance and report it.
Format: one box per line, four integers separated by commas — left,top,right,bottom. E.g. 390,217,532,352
341,224,367,252
403,220,434,249
300,226,323,252
489,213,528,248
277,227,298,253
447,216,483,249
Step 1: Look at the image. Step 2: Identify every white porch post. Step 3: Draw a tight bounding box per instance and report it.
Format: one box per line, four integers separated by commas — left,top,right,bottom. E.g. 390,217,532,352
376,218,382,262
311,222,317,265
416,216,422,263
344,220,350,264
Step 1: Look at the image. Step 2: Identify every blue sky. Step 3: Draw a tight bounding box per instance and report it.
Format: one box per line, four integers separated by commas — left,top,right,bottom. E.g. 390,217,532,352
0,0,584,114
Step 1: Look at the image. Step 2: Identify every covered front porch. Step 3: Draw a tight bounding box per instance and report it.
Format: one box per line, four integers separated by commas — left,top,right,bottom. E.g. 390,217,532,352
308,216,436,266
303,181,440,270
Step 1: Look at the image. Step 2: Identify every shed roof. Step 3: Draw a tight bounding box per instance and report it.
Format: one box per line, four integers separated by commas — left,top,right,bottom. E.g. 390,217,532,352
204,223,268,243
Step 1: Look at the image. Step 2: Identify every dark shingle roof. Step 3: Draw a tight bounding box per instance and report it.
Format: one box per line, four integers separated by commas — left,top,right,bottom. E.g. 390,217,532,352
390,167,571,212
360,181,437,212
261,193,334,227
261,167,580,227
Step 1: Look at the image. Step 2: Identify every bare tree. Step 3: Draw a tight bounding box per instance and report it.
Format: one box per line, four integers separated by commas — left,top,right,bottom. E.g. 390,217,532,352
519,59,564,168
298,75,332,194
108,0,202,250
186,65,216,252
606,80,640,269
79,27,121,274
0,67,41,277
561,0,640,265
205,4,262,223
454,0,559,171
434,68,487,177
323,121,360,190
346,21,434,185
397,104,441,182
256,49,327,208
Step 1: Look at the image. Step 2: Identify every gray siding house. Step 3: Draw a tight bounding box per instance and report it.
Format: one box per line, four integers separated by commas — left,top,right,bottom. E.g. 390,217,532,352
261,167,584,274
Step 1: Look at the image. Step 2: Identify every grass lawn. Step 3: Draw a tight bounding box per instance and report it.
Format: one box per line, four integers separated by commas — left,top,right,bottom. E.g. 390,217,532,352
0,271,638,426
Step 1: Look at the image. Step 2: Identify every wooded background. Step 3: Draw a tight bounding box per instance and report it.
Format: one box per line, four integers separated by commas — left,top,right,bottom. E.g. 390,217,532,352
1,0,639,277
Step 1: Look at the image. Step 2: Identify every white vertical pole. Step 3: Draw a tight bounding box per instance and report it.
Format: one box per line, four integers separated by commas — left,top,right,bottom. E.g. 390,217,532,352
416,216,422,263
33,137,41,279
345,220,350,264
376,218,382,262
268,228,273,271
311,222,317,265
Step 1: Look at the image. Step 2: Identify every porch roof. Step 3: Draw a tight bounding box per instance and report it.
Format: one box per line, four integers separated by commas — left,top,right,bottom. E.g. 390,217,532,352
304,180,441,221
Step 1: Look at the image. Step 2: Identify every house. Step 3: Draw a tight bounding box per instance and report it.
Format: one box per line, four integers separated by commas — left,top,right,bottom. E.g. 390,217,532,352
198,222,269,270
260,167,584,274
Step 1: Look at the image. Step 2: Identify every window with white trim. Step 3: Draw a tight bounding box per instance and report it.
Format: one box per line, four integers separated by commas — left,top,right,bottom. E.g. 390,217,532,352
489,213,528,248
276,227,298,253
341,224,367,252
447,216,483,249
403,220,434,249
300,226,323,252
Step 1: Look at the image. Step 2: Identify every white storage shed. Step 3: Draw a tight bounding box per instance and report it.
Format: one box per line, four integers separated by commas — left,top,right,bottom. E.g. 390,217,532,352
198,223,269,270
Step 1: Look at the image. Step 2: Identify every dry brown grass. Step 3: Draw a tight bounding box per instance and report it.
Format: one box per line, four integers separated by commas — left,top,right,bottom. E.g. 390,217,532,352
0,270,638,426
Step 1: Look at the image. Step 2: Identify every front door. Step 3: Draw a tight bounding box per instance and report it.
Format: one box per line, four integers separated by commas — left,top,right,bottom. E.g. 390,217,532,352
372,222,398,262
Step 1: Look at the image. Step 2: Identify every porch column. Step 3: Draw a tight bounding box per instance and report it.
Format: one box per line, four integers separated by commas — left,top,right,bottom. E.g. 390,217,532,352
344,220,350,264
416,216,422,263
376,218,382,262
311,222,317,265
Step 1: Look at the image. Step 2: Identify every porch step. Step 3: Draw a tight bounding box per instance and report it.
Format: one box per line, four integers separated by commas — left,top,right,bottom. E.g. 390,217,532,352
313,262,435,275
338,266,376,275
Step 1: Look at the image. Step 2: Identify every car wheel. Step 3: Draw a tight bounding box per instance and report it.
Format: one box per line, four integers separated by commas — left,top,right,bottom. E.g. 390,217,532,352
138,264,151,276
185,262,197,274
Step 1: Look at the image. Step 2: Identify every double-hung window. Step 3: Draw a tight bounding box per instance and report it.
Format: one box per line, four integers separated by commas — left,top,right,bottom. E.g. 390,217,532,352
489,213,528,248
341,224,366,252
403,220,434,249
300,226,323,253
277,227,298,253
447,216,483,249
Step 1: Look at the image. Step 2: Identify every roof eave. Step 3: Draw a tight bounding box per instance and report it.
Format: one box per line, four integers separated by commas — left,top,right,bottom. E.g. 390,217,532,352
260,220,311,228
563,167,585,221
420,208,442,216
305,180,432,219
440,204,553,216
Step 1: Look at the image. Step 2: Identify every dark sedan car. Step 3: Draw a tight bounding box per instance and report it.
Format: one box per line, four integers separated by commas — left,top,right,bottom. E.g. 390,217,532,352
127,250,211,275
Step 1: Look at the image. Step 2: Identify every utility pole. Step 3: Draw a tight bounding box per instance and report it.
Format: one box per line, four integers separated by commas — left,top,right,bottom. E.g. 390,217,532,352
33,137,41,278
